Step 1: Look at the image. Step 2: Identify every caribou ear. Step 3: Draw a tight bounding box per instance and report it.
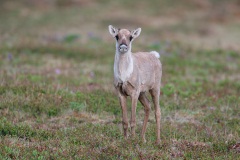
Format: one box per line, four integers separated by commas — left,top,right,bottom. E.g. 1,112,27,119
108,25,118,37
131,28,141,39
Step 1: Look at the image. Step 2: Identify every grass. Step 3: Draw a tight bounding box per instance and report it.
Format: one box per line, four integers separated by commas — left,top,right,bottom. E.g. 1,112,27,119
0,0,240,159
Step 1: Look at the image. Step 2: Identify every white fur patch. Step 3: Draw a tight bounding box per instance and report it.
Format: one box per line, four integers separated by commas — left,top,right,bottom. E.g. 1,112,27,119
119,57,133,82
114,50,133,83
150,51,160,58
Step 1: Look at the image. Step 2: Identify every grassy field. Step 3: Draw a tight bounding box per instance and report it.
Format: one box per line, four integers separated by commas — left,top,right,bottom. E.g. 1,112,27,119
0,0,240,159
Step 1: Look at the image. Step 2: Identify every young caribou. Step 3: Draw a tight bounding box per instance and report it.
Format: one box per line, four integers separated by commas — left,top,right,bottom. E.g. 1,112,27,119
108,25,162,144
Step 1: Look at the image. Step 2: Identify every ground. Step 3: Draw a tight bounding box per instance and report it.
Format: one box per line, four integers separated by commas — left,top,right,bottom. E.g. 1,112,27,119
0,0,240,159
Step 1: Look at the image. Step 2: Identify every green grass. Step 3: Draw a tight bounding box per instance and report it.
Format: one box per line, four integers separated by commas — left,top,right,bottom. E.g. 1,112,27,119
0,0,240,159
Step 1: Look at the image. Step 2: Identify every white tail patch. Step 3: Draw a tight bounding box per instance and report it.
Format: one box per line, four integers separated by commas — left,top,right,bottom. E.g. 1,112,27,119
150,51,160,58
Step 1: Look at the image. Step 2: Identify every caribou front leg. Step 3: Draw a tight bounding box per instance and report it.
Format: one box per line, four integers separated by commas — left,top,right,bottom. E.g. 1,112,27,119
138,93,151,143
130,91,140,137
118,92,128,139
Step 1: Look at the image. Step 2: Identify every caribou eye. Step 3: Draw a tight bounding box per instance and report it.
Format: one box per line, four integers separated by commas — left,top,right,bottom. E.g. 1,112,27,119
115,35,119,41
129,36,133,41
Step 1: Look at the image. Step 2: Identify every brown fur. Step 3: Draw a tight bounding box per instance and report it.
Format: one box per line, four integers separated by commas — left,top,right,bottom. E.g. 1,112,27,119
108,25,162,144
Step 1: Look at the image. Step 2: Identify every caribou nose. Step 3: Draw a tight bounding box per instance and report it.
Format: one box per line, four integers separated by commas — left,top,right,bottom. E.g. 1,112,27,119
119,44,128,52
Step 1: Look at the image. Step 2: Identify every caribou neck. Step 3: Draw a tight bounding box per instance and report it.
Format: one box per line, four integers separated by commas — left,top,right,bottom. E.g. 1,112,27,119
114,51,134,83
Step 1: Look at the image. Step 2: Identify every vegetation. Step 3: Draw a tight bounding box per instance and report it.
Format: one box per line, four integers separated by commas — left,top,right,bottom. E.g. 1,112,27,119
0,0,239,159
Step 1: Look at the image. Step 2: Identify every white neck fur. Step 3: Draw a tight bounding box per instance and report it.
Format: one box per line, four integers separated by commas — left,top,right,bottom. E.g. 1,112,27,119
114,43,133,83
